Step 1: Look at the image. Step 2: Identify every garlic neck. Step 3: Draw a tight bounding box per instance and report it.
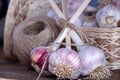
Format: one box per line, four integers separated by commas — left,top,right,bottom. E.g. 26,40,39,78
51,27,70,51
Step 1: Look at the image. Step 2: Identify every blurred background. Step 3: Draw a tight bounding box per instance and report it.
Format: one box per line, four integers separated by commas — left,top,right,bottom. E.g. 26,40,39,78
0,0,9,46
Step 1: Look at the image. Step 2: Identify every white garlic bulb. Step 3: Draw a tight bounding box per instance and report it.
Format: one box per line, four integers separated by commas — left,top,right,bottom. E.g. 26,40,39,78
48,48,82,79
96,4,120,28
78,46,106,76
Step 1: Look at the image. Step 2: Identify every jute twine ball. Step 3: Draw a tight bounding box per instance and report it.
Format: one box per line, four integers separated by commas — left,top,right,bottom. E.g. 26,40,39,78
13,16,60,67
4,0,51,60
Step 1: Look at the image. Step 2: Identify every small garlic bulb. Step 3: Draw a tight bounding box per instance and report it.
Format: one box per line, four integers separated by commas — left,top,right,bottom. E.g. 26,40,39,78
48,48,82,79
96,4,120,28
30,47,48,70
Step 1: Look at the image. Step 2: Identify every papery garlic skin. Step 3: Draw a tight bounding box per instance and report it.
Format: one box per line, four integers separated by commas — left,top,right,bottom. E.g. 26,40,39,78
78,46,106,76
96,4,120,28
49,48,82,79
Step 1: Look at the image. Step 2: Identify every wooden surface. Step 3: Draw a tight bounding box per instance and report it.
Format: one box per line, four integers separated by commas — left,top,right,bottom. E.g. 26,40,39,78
0,47,120,80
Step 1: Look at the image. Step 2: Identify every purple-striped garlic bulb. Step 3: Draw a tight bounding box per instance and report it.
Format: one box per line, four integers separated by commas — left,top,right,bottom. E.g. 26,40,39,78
48,48,82,79
30,47,48,70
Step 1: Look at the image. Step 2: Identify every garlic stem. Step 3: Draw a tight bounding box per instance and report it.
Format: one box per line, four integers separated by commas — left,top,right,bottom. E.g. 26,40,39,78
49,0,90,51
62,0,68,19
61,0,71,49
48,0,66,20
48,0,69,51
55,42,84,46
66,33,71,49
69,29,84,51
52,27,70,51
69,29,84,45
48,0,68,51
69,0,91,24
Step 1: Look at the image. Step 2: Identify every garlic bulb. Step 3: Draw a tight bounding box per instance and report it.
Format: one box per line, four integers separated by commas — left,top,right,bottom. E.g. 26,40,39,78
48,48,82,79
78,46,106,76
78,46,111,79
96,4,120,28
30,47,48,70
